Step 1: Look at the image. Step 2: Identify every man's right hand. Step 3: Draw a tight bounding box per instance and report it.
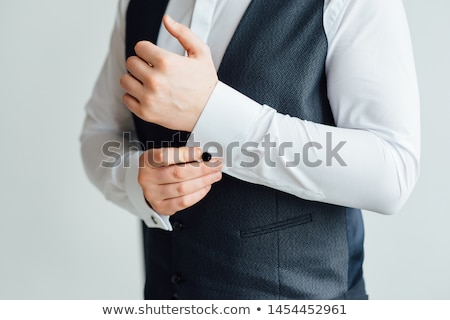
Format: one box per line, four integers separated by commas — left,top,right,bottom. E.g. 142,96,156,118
138,147,223,216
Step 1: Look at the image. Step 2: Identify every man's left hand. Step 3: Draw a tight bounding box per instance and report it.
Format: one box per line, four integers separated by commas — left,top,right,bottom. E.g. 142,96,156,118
120,15,218,132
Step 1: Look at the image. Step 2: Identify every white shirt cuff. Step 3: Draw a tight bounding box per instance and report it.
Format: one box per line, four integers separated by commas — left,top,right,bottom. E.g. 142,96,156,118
125,151,173,231
187,81,262,149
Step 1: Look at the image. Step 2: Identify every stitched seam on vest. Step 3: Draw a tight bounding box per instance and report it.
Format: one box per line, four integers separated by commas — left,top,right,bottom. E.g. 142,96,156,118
240,214,312,238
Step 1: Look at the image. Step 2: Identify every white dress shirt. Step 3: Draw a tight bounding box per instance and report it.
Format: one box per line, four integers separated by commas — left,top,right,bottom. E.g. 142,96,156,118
80,0,420,231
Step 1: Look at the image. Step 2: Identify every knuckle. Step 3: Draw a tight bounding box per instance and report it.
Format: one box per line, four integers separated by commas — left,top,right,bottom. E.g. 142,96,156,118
140,94,152,107
144,75,162,93
134,41,147,54
153,54,167,67
172,166,185,180
179,196,191,209
175,182,186,195
141,73,152,85
119,74,127,87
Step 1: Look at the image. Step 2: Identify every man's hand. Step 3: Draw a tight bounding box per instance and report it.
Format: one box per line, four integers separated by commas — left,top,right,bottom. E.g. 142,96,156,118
139,147,223,216
120,15,218,132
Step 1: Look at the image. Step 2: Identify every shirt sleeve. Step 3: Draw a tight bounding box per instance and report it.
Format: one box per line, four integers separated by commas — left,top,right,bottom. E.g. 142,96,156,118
187,0,420,214
80,0,172,231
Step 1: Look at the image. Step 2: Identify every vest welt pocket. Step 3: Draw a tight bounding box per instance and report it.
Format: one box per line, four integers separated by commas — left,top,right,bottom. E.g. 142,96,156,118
240,214,312,238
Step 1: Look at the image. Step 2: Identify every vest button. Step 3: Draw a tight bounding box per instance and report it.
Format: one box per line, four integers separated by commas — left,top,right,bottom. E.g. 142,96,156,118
171,274,182,285
172,221,184,231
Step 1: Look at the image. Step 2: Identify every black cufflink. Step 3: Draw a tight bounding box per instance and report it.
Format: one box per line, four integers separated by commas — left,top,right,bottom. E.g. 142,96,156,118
202,152,212,162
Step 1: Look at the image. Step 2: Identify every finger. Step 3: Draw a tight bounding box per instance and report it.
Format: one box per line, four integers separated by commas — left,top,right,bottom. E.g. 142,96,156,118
122,93,140,113
120,73,144,98
162,15,208,58
134,40,167,67
141,147,204,168
152,185,213,215
152,159,223,184
125,56,153,84
151,171,222,200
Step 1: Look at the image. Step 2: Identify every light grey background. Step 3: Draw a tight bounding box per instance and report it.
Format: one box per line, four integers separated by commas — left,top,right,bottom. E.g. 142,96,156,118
0,0,448,299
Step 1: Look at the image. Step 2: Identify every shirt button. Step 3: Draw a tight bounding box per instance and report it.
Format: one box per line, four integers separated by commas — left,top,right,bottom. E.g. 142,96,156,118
171,274,182,285
172,221,184,231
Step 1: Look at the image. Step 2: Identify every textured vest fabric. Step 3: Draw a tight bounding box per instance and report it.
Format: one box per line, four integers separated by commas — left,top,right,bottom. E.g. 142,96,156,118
126,0,366,299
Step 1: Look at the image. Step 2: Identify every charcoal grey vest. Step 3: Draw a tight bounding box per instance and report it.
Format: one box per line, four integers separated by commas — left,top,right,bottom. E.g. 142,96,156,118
126,0,366,299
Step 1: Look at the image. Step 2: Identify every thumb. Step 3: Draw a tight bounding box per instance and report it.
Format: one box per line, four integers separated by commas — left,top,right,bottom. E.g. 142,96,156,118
163,15,208,58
